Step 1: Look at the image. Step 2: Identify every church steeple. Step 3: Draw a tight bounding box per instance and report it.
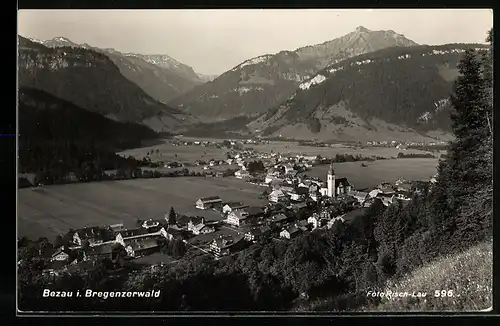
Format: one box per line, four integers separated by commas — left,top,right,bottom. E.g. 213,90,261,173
328,161,335,175
327,161,336,198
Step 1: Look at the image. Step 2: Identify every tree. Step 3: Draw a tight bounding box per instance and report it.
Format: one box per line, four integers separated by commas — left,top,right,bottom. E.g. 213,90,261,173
247,160,265,174
53,235,64,248
168,207,177,225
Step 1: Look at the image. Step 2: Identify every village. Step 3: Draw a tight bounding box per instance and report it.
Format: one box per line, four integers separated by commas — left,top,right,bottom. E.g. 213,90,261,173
26,143,438,277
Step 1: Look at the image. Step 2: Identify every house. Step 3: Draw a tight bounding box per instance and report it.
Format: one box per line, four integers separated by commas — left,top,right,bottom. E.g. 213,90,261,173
245,206,265,218
115,227,156,246
215,171,224,178
234,169,250,179
187,217,205,231
244,226,271,242
268,213,288,227
50,247,69,262
396,183,412,192
227,210,256,227
368,189,382,198
222,202,249,215
191,223,215,235
87,242,121,260
209,236,246,258
196,196,223,210
280,226,300,239
124,238,160,258
348,191,369,205
269,189,287,203
275,183,295,193
290,202,308,211
308,213,328,229
396,191,412,201
141,219,161,231
327,215,345,229
160,225,185,241
294,220,310,232
72,227,109,246
377,182,396,194
289,187,309,201
109,223,125,233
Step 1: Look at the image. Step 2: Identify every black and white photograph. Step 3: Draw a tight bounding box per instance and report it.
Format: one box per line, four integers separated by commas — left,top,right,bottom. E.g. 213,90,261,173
17,8,493,313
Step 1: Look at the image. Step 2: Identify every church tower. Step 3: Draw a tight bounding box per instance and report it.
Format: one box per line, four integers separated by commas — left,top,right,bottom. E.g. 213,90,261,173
327,162,336,198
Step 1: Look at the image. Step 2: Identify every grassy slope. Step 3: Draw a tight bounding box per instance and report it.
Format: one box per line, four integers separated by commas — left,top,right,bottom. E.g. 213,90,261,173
364,240,493,312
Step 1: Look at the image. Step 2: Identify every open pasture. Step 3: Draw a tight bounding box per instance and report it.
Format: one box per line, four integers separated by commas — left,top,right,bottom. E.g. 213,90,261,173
244,141,438,159
306,158,439,190
119,140,229,164
18,177,267,241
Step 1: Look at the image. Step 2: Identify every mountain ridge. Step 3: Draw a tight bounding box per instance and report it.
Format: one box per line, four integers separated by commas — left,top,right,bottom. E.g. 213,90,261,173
27,36,209,103
168,26,419,121
249,43,488,142
18,36,195,133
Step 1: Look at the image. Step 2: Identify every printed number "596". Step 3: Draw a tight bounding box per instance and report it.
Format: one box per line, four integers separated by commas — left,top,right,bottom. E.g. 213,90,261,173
434,290,454,297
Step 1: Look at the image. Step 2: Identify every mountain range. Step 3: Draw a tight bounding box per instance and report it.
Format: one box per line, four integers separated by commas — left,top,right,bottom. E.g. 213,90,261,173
28,36,216,104
248,43,487,142
167,26,419,121
18,26,486,143
18,36,194,132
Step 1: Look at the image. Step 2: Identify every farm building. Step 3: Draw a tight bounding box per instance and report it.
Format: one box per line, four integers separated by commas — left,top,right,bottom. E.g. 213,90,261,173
222,202,249,214
196,196,223,210
72,226,111,246
124,238,160,258
188,217,215,235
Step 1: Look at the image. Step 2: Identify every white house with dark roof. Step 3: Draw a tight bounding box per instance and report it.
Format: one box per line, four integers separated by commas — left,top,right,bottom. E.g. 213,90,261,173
196,196,223,210
222,202,249,214
280,226,300,239
269,189,287,203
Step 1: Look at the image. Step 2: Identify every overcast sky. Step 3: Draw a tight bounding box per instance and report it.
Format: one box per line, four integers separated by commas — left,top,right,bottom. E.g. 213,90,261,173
18,9,492,75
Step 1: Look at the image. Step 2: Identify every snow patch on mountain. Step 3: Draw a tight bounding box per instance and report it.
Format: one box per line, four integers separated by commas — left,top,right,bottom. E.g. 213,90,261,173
299,74,326,90
233,55,273,71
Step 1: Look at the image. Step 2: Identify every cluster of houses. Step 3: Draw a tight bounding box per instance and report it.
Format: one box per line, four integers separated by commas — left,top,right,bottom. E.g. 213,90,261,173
366,140,447,147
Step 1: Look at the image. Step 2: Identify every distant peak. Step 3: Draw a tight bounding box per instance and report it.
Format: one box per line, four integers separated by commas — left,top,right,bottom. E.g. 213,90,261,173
53,36,72,42
355,26,370,33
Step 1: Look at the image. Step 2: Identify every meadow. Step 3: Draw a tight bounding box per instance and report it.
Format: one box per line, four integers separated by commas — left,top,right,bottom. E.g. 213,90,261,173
245,141,442,159
305,158,439,190
119,140,230,164
18,177,267,241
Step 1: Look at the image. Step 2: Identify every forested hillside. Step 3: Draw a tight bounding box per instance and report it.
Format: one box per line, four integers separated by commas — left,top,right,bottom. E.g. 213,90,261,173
256,43,487,141
18,36,191,132
169,27,418,121
18,88,157,181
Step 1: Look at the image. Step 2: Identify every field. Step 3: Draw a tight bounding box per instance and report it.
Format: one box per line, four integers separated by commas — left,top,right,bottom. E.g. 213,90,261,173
306,158,439,190
18,177,267,241
245,141,441,159
119,140,229,164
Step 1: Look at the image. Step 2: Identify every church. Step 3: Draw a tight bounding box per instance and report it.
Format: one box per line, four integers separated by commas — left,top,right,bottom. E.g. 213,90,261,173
324,162,353,198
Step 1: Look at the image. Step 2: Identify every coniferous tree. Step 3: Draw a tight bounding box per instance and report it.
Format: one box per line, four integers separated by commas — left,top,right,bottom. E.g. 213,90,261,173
168,207,177,226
